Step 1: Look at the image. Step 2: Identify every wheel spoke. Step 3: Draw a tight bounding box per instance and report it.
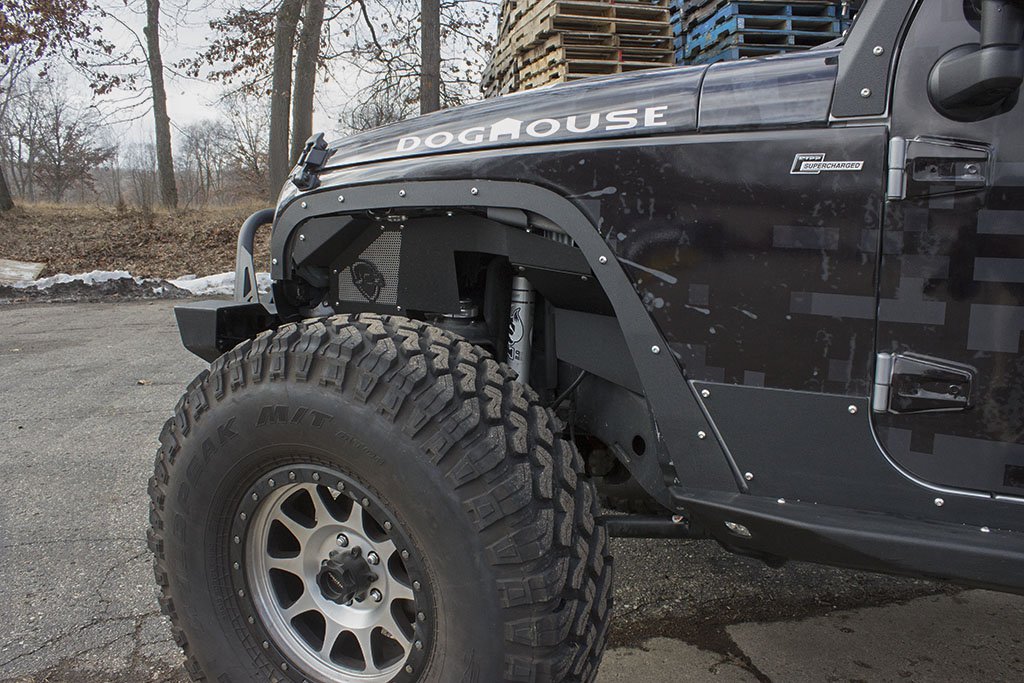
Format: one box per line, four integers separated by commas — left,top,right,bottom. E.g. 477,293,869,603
319,619,344,657
378,612,413,653
389,582,415,602
343,500,367,537
271,510,316,547
281,593,318,621
307,484,339,527
375,538,397,560
353,626,379,673
265,555,304,577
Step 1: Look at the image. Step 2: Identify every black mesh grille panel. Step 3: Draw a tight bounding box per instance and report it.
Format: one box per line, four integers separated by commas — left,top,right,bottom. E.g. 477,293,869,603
336,229,402,305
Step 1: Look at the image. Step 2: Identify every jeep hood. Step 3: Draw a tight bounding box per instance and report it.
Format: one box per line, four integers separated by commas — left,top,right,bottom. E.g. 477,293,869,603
318,49,840,173
321,64,708,171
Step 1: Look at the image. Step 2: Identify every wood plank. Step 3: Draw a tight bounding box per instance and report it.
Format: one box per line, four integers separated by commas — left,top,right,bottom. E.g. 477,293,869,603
0,258,45,284
485,0,676,96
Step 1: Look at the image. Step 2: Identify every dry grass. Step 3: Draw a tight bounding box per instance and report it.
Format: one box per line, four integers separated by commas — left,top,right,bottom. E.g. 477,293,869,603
0,202,274,279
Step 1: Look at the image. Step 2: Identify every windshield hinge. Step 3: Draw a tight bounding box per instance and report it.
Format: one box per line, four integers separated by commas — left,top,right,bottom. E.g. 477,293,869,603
886,136,908,201
291,133,333,192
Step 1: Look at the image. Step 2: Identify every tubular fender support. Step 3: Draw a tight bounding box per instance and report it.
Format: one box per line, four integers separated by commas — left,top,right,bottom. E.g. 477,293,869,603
235,208,276,304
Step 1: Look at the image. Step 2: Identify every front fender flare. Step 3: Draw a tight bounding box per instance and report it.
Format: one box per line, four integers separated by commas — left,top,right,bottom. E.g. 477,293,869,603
272,178,744,503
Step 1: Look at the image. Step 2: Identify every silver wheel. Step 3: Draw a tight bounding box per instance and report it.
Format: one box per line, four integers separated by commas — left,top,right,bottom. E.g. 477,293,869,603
241,470,425,682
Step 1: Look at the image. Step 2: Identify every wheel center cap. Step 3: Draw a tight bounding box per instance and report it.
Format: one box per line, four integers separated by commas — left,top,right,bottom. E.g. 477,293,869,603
317,546,377,605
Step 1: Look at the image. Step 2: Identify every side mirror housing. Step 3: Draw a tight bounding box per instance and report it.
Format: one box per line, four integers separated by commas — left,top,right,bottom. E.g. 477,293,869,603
929,0,1024,120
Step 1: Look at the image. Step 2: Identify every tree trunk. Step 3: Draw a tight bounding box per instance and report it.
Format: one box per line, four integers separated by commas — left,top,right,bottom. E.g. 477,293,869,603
290,0,326,164
420,0,441,114
0,165,14,211
144,0,179,210
268,0,303,202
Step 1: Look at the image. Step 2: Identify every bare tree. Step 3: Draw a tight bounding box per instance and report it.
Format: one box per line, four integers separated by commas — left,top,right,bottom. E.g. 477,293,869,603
0,51,30,210
268,0,303,201
188,0,498,198
341,1,498,114
143,0,179,209
125,141,159,214
0,161,13,210
221,94,271,197
340,82,416,133
0,1,115,210
1,75,46,201
10,77,116,202
291,0,327,162
178,119,231,207
420,0,441,114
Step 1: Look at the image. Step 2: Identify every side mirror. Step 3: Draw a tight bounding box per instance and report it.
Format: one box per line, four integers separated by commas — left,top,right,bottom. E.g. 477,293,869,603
928,0,1024,121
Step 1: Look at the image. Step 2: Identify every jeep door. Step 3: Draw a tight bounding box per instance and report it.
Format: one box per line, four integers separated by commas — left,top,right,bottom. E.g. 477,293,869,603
873,0,1024,497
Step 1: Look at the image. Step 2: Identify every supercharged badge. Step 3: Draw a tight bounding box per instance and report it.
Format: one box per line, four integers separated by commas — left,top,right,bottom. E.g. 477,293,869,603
791,153,865,174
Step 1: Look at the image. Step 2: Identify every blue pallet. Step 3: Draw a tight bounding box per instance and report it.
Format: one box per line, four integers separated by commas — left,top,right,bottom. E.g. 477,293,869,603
681,43,804,65
690,5,840,35
686,22,840,57
671,1,849,65
684,1,840,33
686,31,839,59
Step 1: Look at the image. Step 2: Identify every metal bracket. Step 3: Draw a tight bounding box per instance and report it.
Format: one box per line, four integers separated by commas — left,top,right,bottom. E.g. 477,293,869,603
291,133,334,192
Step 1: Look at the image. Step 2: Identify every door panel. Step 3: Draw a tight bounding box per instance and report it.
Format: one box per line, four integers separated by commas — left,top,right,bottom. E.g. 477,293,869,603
876,0,1024,497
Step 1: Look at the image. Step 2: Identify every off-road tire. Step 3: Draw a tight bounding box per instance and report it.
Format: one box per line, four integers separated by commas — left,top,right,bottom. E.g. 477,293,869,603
148,314,612,682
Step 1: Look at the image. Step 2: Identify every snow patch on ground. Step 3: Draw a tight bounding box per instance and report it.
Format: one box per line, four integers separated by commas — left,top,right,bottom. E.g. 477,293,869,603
1,269,271,303
11,270,136,289
6,269,271,297
168,272,273,296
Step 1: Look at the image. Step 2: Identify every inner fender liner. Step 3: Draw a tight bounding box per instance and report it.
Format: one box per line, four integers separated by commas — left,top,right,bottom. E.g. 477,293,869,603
575,374,672,508
270,179,744,499
395,216,611,315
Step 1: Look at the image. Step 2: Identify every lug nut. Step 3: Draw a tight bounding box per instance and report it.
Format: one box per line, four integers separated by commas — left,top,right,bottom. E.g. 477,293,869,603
336,534,349,547
367,551,380,565
370,589,383,603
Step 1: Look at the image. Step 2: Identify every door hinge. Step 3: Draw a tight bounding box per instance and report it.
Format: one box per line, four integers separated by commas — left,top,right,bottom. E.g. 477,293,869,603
889,136,991,201
291,133,334,192
873,352,895,412
873,352,974,414
886,136,908,201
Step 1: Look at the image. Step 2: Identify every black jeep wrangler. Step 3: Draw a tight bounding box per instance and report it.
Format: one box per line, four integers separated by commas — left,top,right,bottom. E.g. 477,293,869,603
150,1,1024,680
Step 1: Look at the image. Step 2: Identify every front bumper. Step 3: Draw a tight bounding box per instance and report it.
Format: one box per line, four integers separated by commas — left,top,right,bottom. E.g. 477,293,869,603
174,300,279,362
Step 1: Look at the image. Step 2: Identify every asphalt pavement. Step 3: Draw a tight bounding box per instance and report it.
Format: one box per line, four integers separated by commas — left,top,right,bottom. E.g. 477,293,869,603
1,300,1022,682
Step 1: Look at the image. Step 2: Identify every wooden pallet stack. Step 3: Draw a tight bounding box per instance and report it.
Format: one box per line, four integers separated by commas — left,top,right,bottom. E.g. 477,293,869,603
483,1,676,97
670,0,849,66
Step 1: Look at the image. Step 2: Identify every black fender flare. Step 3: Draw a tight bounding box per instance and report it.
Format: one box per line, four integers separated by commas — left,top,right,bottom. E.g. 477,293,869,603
271,178,744,503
